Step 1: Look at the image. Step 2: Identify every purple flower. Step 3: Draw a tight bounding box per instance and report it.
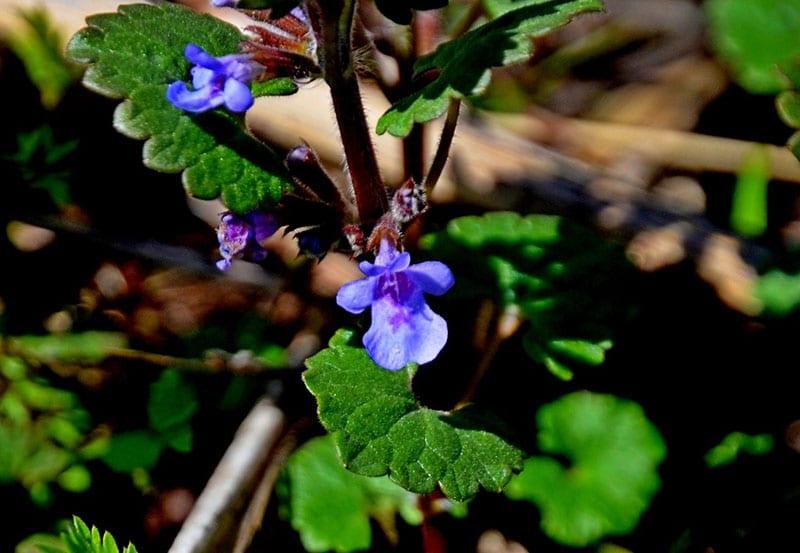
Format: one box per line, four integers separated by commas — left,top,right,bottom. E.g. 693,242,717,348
336,240,455,371
167,44,262,114
216,212,278,271
211,0,239,6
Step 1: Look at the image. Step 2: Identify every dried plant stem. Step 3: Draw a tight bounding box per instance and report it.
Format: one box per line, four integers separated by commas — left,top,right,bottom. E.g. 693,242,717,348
424,98,462,193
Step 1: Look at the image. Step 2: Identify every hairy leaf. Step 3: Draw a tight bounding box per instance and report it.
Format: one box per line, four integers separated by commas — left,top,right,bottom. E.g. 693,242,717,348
421,212,633,380
505,392,666,547
284,435,422,553
303,330,523,502
706,0,800,94
377,0,602,137
65,3,292,213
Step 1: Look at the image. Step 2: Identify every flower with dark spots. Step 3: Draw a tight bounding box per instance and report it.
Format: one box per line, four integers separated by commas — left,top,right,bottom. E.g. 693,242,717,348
336,240,454,371
167,44,262,114
216,212,278,271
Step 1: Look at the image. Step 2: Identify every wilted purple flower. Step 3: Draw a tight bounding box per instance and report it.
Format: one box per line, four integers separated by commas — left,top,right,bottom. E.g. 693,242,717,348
336,240,454,371
216,212,278,271
211,0,239,6
167,44,262,114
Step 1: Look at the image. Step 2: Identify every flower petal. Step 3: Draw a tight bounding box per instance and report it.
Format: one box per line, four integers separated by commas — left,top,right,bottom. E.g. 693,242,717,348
358,260,386,277
336,277,376,314
167,81,222,113
363,296,448,371
191,66,216,89
405,261,455,296
223,78,254,112
185,44,223,71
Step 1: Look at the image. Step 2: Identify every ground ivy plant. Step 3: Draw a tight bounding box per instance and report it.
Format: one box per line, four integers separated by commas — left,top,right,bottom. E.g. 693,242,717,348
61,0,676,549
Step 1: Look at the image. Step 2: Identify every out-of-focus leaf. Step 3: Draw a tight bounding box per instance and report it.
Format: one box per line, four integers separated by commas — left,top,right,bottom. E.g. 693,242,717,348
147,369,198,433
62,516,138,553
283,435,422,553
65,3,293,213
730,147,770,238
4,8,81,108
16,532,68,553
505,392,666,547
11,332,127,364
704,432,774,468
303,330,523,502
377,0,602,137
706,0,800,94
755,269,800,316
57,465,92,493
421,212,633,380
161,423,193,453
102,431,162,472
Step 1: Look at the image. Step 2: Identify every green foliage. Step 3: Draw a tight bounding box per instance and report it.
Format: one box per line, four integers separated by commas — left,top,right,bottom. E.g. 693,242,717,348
730,147,770,238
63,517,138,553
0,352,105,505
421,212,633,380
756,269,800,316
376,0,602,137
505,392,666,547
4,8,81,108
303,330,523,502
103,369,198,472
9,332,127,364
706,0,800,94
65,2,293,214
704,432,774,468
283,435,423,553
2,126,78,207
250,77,299,98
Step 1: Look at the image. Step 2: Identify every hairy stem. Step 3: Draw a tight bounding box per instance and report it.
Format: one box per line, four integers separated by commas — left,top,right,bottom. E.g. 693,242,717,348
310,0,389,224
418,494,447,553
424,98,461,193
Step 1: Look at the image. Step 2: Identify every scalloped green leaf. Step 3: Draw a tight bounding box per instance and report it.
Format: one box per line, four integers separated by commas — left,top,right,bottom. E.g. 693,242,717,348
706,0,800,94
505,392,666,547
283,435,422,553
421,212,633,381
376,0,602,137
65,2,292,213
303,330,523,502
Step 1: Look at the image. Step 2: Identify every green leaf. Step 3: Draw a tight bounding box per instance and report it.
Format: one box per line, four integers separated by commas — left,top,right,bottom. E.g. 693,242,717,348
65,2,292,213
102,431,163,472
730,146,770,238
421,212,632,380
505,392,666,547
756,269,800,316
704,432,774,468
377,0,602,137
16,533,68,553
10,332,127,364
251,77,299,98
62,516,138,553
161,423,193,453
284,435,422,553
57,465,92,493
777,91,800,128
706,0,800,94
303,330,523,502
147,369,198,433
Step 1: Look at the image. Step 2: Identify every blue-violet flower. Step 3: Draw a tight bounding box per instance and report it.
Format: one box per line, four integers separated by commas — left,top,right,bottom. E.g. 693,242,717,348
216,212,278,271
336,240,455,371
211,0,239,6
167,44,261,114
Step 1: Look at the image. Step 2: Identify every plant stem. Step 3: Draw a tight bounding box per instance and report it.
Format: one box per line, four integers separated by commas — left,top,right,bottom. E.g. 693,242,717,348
423,98,461,194
418,494,447,553
310,0,389,224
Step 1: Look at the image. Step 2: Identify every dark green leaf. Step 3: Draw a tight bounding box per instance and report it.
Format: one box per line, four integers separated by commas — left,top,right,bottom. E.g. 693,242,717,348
706,0,800,94
102,431,163,472
65,3,292,213
505,392,666,547
161,424,193,453
377,0,602,137
147,369,198,433
303,330,523,502
284,435,422,552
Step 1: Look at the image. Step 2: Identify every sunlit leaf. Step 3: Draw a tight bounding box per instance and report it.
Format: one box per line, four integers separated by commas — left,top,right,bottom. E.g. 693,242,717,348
65,3,292,213
505,392,666,547
303,330,523,502
62,517,138,553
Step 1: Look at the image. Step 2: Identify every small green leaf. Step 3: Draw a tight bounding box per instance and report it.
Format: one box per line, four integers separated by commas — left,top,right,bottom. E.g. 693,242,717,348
10,332,127,364
102,431,163,472
303,330,523,502
704,432,774,468
706,0,800,94
65,3,292,213
284,435,422,553
377,0,602,137
62,516,138,553
251,77,299,97
756,269,800,316
161,423,193,453
57,465,92,493
505,392,666,547
147,369,198,433
730,146,770,238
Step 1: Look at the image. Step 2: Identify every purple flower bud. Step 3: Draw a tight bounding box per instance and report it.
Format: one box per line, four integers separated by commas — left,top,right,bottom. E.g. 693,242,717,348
216,211,278,271
167,44,262,114
211,0,239,6
336,240,454,371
